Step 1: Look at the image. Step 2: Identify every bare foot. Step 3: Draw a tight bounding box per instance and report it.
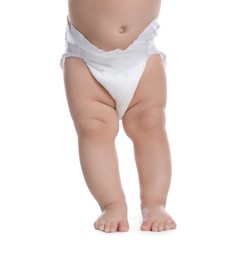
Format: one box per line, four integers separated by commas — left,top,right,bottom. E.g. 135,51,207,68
94,201,129,233
141,202,176,232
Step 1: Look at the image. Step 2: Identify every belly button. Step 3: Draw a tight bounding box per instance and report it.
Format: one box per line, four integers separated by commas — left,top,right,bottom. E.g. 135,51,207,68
119,26,126,34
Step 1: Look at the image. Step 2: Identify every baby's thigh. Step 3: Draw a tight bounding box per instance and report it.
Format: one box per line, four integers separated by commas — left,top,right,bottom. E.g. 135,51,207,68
129,54,167,112
63,57,118,135
123,55,167,133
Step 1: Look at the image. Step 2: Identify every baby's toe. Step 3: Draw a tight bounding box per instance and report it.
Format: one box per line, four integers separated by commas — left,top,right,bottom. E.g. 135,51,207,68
151,221,159,232
171,221,177,230
103,222,111,233
109,221,117,232
98,220,106,231
118,220,129,232
158,221,166,232
164,220,172,230
94,220,100,230
141,220,153,231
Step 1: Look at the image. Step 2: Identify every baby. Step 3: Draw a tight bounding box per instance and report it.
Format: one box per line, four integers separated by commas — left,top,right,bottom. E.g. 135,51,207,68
61,0,176,232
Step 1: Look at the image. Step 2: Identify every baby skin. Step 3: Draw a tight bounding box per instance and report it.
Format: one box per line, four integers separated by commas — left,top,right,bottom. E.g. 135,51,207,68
63,0,176,232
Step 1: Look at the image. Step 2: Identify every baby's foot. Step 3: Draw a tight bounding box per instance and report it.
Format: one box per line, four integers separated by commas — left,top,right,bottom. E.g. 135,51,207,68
94,201,129,233
141,202,176,232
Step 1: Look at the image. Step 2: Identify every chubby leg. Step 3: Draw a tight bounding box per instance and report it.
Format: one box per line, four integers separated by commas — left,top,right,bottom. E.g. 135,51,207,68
63,58,129,232
123,55,176,232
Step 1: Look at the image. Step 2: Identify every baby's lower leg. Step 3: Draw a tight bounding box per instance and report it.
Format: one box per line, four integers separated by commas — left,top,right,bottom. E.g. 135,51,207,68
77,120,129,232
135,127,171,205
123,107,176,232
134,126,176,231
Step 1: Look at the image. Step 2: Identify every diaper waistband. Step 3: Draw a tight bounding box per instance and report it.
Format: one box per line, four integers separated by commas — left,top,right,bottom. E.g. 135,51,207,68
63,16,162,73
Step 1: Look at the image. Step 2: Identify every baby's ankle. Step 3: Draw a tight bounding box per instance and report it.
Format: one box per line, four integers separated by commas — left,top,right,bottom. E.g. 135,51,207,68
101,199,128,212
141,199,167,209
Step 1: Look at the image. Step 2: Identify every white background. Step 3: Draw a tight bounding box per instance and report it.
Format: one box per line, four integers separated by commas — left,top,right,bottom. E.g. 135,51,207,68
0,0,232,259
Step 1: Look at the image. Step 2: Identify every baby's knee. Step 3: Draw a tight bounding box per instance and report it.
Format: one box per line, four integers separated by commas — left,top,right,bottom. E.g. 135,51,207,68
75,116,119,139
123,107,166,140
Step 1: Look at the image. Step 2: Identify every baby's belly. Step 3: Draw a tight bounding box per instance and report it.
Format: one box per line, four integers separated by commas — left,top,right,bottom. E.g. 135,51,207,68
68,0,161,51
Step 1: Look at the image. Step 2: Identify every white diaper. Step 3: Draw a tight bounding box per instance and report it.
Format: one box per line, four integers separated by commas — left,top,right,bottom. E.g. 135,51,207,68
60,16,166,119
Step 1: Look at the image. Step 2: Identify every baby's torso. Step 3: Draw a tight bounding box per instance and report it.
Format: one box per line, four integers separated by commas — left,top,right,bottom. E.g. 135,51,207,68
68,0,161,51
